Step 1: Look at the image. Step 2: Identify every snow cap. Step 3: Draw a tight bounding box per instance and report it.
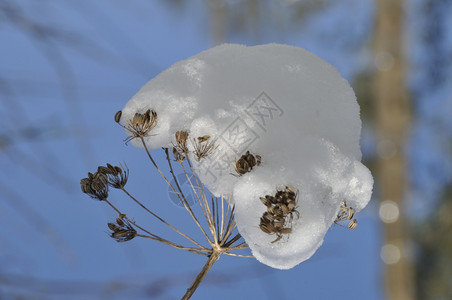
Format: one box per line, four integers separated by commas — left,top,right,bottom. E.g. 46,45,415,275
122,43,373,269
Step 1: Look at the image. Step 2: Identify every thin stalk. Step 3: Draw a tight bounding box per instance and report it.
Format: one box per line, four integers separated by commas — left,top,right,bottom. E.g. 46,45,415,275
180,157,217,244
220,207,236,246
214,196,220,243
179,161,211,230
220,195,225,240
164,149,212,244
223,253,254,258
104,198,209,254
140,138,185,206
220,195,232,241
137,235,209,256
186,157,213,219
210,196,218,245
226,244,250,251
182,251,221,300
120,187,205,249
104,199,122,215
223,233,242,248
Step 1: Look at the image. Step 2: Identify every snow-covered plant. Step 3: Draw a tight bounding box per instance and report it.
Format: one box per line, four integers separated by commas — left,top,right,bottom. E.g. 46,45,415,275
80,44,373,298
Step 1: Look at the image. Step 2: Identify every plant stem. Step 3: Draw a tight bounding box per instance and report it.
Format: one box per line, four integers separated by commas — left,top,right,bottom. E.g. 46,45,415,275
182,251,221,300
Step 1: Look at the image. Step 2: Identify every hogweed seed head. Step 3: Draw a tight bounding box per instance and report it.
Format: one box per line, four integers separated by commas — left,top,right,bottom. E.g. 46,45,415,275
234,151,262,176
108,218,137,242
258,186,299,243
123,109,158,144
192,135,217,161
333,201,358,230
80,171,109,201
97,163,129,189
172,130,189,162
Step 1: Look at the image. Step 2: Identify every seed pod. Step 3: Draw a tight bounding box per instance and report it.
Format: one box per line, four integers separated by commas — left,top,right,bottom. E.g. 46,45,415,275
260,196,272,207
108,223,119,231
348,219,357,230
114,110,122,123
116,218,125,227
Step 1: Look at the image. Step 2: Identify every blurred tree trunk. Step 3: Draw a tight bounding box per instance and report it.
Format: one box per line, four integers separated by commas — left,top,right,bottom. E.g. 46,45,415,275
208,0,227,45
373,0,414,299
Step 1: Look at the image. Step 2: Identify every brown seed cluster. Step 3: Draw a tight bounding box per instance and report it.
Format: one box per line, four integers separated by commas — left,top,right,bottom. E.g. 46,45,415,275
172,130,189,162
97,163,129,189
123,109,158,144
192,135,217,161
80,172,109,201
259,186,299,243
80,164,129,200
334,200,357,230
235,151,261,176
108,217,137,242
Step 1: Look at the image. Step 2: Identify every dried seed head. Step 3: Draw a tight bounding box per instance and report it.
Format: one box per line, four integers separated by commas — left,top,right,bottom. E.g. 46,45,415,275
124,109,158,144
97,166,110,175
258,186,300,243
192,135,217,161
80,165,131,200
259,221,273,234
172,131,189,162
96,163,129,189
108,218,137,242
80,171,109,201
234,151,262,176
176,131,189,145
80,178,91,193
114,110,122,123
335,201,355,222
334,201,358,230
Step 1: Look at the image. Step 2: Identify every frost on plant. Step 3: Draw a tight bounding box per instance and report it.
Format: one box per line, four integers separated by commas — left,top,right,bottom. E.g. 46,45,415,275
81,43,373,297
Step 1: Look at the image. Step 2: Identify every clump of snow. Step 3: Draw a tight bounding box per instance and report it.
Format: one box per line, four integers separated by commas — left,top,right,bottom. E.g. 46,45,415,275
121,43,373,269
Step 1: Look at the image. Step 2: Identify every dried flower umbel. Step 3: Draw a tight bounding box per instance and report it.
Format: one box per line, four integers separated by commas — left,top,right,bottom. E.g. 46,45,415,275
259,186,299,243
97,163,129,189
234,150,262,176
108,217,137,242
80,172,109,201
191,135,217,160
172,130,189,162
80,110,249,299
122,109,158,144
334,200,357,230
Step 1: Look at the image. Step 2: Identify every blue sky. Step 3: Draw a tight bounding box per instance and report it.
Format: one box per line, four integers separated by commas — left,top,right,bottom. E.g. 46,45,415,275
5,0,450,298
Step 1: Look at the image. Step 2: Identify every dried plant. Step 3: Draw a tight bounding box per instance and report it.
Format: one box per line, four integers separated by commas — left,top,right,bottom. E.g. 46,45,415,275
172,130,189,162
191,135,217,161
258,186,299,243
107,217,137,242
117,109,158,144
80,110,251,299
334,200,358,230
234,150,262,176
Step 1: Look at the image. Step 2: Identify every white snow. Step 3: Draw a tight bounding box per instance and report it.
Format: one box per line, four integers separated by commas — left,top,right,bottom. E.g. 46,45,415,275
121,43,373,269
